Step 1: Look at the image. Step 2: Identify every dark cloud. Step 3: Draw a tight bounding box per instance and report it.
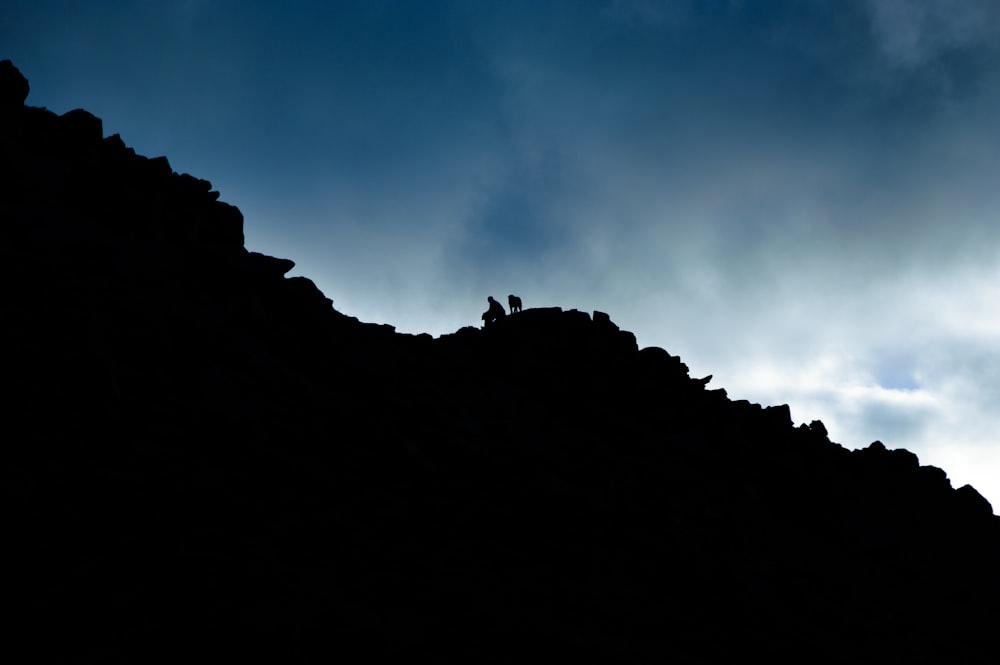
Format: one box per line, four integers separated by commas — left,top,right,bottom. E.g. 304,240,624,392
862,0,1000,68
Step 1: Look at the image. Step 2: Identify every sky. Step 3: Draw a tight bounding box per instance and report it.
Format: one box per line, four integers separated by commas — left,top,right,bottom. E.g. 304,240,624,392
5,0,1000,510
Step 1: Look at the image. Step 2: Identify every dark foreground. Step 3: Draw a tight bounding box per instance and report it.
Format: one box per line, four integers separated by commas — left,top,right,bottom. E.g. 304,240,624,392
4,60,998,663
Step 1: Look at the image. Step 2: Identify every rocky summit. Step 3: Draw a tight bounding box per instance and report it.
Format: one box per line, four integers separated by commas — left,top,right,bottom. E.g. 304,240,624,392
4,60,999,663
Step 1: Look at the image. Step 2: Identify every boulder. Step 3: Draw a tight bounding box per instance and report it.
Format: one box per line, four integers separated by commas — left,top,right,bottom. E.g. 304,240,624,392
59,109,104,145
0,60,29,106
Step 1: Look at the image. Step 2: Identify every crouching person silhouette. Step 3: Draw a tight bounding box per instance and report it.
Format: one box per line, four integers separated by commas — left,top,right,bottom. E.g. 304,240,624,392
481,296,507,327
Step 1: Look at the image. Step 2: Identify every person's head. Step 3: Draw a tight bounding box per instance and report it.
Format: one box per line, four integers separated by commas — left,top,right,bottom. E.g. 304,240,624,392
488,296,495,303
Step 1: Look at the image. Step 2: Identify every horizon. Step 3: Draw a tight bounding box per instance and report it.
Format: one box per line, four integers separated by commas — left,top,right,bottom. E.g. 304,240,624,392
5,0,1000,510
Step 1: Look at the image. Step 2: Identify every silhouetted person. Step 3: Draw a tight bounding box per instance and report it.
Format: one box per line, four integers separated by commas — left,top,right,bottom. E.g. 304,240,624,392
508,294,522,313
481,296,506,327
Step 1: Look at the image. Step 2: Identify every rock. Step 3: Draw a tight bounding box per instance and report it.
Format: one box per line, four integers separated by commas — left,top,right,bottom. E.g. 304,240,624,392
0,60,29,106
807,419,828,437
955,484,993,518
203,201,244,247
762,403,792,428
246,251,295,279
59,108,103,144
5,59,1000,664
593,309,618,329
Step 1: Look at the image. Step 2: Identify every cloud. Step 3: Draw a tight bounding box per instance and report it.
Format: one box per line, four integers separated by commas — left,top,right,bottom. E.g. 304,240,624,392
862,0,1000,67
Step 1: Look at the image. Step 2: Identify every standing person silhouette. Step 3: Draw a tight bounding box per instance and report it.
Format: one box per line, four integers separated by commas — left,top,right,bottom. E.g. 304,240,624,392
481,296,507,327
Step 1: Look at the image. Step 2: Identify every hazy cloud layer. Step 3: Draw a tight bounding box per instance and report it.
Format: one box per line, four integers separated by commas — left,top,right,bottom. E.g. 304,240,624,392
6,0,1000,507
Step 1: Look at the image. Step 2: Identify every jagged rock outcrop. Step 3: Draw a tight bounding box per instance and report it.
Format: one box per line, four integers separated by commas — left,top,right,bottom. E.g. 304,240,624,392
4,61,999,663
0,59,28,107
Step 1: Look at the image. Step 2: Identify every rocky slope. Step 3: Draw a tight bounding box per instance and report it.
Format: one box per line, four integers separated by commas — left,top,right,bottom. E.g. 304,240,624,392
3,60,998,663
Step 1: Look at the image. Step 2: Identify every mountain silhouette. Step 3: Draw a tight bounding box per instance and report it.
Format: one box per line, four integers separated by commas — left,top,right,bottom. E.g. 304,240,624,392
4,60,999,663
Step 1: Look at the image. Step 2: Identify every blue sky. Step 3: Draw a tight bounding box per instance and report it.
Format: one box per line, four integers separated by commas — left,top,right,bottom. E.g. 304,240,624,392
6,0,1000,509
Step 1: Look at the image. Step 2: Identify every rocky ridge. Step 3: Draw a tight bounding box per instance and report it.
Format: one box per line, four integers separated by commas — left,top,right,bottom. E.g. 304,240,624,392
3,61,999,663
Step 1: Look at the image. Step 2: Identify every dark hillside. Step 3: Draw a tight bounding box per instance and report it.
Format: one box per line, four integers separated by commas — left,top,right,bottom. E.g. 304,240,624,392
3,61,998,663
